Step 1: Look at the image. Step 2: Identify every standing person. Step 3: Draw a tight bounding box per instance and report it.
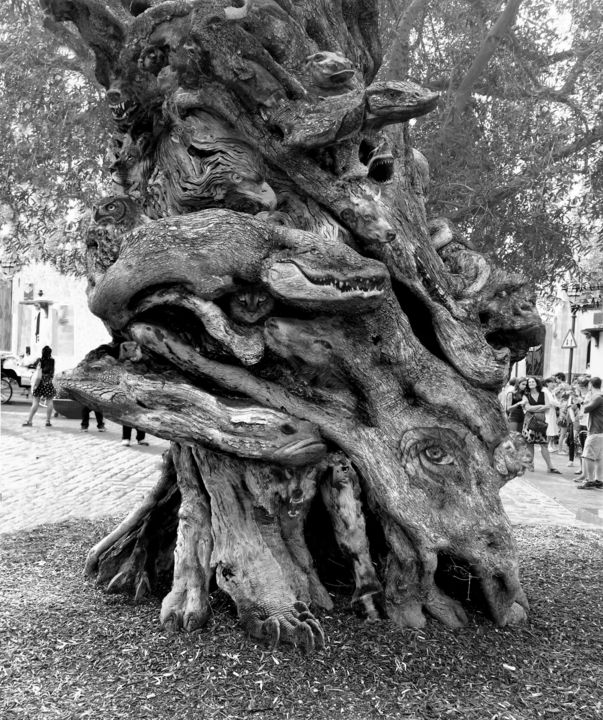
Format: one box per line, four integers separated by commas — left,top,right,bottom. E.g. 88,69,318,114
499,377,517,413
576,377,603,490
556,391,571,455
81,407,106,432
22,346,56,427
553,371,570,395
563,392,579,467
121,426,149,447
553,372,571,453
118,341,148,447
521,376,561,474
572,378,591,480
506,377,527,432
543,377,560,452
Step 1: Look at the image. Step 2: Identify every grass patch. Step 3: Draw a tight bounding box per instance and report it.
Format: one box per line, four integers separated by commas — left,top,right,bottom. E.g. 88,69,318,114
1,521,602,720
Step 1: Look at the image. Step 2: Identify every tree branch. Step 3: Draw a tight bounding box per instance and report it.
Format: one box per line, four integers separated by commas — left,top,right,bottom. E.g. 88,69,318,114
449,124,603,222
426,77,589,129
558,45,599,96
508,32,581,67
42,16,92,62
441,0,523,136
380,0,428,80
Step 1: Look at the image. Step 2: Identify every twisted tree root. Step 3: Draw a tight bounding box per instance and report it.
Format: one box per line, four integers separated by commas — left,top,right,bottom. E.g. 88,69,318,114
320,453,381,620
195,448,325,652
160,444,213,633
87,449,180,600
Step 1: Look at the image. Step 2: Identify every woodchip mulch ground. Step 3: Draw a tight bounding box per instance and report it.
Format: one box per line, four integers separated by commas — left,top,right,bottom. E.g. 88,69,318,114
1,520,601,720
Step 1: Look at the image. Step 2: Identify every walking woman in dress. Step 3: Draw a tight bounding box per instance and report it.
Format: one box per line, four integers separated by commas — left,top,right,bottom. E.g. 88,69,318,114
521,376,561,474
22,346,56,427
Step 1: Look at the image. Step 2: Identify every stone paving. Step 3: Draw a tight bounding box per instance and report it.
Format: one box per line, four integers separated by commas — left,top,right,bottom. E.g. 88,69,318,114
1,395,602,534
1,398,169,533
500,475,601,529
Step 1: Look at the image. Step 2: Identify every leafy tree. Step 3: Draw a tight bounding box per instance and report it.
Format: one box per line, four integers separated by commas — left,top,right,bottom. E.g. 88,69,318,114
380,0,603,287
0,0,109,274
2,0,601,286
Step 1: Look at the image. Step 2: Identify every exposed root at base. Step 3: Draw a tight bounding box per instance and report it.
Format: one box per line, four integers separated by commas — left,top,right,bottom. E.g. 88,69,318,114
245,600,325,652
160,444,213,632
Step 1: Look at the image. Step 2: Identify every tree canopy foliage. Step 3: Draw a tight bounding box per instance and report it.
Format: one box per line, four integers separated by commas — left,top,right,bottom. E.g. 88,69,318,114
0,0,109,274
0,0,601,286
380,0,602,287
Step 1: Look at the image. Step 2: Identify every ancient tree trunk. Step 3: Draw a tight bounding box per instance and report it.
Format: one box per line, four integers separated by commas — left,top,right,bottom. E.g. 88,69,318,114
44,0,543,649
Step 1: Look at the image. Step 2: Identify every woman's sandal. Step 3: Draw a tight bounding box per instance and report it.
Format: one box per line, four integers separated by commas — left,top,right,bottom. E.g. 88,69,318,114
548,467,562,474
45,422,52,427
22,421,32,426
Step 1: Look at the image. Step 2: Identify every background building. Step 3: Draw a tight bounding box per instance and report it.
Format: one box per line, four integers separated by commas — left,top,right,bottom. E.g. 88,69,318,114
0,262,110,372
513,282,603,380
3,265,600,384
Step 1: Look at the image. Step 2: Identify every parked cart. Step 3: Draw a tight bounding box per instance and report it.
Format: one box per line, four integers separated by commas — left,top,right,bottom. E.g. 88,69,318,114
1,352,34,404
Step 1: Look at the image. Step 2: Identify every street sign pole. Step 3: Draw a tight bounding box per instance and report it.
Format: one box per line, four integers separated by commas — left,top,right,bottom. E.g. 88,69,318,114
565,312,577,380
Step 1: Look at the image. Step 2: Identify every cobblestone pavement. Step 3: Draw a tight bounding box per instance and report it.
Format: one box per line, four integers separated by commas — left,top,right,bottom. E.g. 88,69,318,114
500,474,603,530
1,397,602,534
1,398,169,534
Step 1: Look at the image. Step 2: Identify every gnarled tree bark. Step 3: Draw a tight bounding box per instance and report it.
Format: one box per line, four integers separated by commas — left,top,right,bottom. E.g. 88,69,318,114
43,0,542,650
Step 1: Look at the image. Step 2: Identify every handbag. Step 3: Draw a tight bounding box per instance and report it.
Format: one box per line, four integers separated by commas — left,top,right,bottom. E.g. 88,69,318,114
524,413,547,436
31,364,42,390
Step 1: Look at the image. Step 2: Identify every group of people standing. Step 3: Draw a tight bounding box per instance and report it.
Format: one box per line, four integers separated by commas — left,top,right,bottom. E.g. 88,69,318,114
19,347,603,485
20,345,148,447
503,372,603,489
80,407,147,446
